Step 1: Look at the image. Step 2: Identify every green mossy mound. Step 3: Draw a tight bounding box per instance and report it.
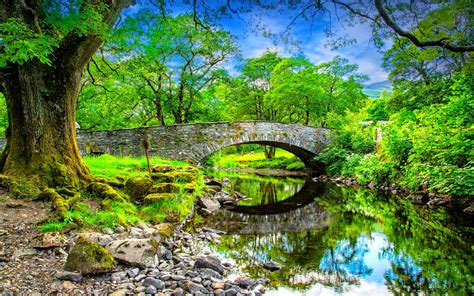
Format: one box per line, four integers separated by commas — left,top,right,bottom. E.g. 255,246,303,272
184,182,197,193
125,176,153,201
151,171,196,184
155,223,175,238
87,182,125,202
144,193,177,205
64,237,115,274
151,164,174,173
150,183,180,194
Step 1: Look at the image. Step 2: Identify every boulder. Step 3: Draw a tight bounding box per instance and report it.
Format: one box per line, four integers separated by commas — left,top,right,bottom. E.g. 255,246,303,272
125,176,153,202
194,256,224,275
31,232,66,248
64,237,115,274
197,196,221,215
106,238,163,268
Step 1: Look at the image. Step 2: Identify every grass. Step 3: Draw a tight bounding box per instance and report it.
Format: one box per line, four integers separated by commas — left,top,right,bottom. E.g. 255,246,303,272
83,154,188,180
205,148,305,171
39,155,202,232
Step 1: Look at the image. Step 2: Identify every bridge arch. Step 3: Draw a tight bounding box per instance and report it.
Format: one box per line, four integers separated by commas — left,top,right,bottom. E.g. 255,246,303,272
74,121,331,170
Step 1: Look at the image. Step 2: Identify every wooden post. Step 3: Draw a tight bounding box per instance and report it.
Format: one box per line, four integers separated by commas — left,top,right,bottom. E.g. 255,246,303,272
142,139,152,175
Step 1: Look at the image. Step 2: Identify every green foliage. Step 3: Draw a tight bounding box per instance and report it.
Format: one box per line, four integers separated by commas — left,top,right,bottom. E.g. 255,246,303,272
0,18,58,67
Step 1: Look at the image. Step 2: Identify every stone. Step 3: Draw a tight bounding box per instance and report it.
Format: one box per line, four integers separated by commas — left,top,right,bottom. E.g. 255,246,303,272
180,280,207,294
198,268,222,279
145,285,157,294
75,232,113,247
136,222,149,231
234,277,257,288
171,275,185,281
194,257,224,275
116,226,126,233
125,176,154,201
56,271,83,282
110,289,129,296
172,288,184,296
13,248,37,257
211,282,225,290
127,268,140,278
223,288,238,296
143,278,164,289
62,281,75,290
111,271,127,282
31,232,66,248
106,238,164,268
197,196,221,214
135,274,146,282
64,237,115,274
263,261,282,271
150,183,180,194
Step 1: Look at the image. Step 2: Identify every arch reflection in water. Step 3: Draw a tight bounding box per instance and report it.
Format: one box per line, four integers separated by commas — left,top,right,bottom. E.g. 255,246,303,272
205,172,473,295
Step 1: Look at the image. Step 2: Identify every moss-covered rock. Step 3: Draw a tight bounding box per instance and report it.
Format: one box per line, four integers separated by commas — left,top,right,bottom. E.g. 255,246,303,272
124,176,153,202
64,237,115,274
87,182,125,203
151,173,175,183
184,182,197,193
150,183,180,194
151,164,174,173
144,193,177,205
154,223,174,238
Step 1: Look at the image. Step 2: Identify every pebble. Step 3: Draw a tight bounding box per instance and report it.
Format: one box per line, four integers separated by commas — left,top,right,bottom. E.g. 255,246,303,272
134,274,146,282
171,275,185,281
127,268,140,278
145,285,157,294
142,277,164,289
172,287,184,296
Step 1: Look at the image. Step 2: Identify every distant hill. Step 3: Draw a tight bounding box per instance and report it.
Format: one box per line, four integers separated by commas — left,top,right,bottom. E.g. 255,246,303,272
363,80,392,98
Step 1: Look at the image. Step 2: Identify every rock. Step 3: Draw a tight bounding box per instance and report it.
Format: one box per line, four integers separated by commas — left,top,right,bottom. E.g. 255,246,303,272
198,268,222,279
211,282,225,290
75,232,113,247
62,281,75,290
31,232,66,248
152,164,174,173
172,287,184,296
180,280,207,293
64,237,115,274
111,271,127,282
162,248,172,261
110,289,129,296
231,191,246,200
106,238,163,268
205,180,222,188
145,285,157,294
136,222,149,231
171,274,185,281
135,274,146,282
234,277,257,288
127,268,140,278
194,257,224,275
125,176,154,202
56,271,83,282
115,226,126,233
224,288,238,296
197,196,221,215
263,261,282,271
103,228,114,235
143,277,164,289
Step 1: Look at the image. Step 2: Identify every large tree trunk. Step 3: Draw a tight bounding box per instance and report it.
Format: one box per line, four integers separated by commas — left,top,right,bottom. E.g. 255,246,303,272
0,0,131,188
1,60,91,187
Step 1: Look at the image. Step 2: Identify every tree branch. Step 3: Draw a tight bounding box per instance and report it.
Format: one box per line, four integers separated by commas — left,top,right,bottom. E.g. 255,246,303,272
374,0,473,53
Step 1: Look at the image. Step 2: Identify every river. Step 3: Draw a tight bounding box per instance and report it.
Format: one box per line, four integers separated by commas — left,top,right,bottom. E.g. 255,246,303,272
203,170,473,295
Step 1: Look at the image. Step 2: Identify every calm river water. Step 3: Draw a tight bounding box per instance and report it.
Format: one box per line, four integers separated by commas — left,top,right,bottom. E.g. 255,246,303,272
205,171,473,295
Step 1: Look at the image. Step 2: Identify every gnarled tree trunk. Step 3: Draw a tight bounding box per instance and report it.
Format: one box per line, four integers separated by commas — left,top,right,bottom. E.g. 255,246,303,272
0,0,130,188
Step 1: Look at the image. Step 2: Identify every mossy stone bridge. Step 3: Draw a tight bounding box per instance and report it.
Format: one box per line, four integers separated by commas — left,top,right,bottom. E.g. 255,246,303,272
0,121,330,170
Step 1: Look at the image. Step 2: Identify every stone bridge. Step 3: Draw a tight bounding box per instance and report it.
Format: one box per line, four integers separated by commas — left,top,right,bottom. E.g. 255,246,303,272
0,121,331,169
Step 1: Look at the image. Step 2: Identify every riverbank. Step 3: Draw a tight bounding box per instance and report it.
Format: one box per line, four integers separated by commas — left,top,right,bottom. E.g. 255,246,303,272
0,192,267,295
313,174,474,214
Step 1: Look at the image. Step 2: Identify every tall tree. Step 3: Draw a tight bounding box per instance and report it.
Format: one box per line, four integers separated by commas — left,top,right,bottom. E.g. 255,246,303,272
0,0,131,187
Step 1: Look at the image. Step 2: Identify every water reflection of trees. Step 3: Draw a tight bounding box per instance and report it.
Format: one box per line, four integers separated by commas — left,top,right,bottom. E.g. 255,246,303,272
214,181,473,294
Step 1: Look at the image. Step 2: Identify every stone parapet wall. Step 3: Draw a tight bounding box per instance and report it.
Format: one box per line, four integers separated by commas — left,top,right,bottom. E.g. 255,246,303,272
0,121,331,166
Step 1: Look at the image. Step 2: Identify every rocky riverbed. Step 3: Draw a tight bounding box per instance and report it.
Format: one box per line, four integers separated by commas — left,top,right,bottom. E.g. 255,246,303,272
0,189,268,295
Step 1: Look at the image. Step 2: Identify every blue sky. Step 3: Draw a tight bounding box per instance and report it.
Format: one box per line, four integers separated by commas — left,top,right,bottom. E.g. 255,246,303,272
125,1,389,83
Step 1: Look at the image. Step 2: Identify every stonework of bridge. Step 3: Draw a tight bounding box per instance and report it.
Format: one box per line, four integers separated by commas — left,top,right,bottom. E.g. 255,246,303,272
0,121,331,169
